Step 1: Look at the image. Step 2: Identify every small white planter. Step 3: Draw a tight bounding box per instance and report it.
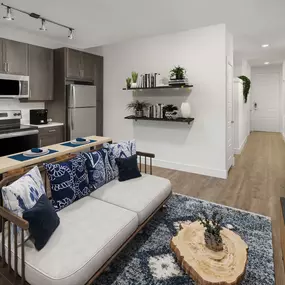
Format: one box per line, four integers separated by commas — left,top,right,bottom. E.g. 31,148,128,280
181,102,191,118
131,82,138,88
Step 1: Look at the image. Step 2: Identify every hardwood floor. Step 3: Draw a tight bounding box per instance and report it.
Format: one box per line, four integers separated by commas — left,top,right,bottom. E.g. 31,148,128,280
152,131,285,285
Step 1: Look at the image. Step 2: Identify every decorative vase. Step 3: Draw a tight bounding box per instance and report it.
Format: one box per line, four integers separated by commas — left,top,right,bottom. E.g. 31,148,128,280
165,112,173,119
135,110,143,117
180,102,191,118
131,82,138,88
204,232,223,252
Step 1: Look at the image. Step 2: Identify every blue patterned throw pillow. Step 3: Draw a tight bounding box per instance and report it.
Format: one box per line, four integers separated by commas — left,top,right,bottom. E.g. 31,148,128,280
1,166,46,243
44,154,90,211
103,140,136,178
83,148,115,190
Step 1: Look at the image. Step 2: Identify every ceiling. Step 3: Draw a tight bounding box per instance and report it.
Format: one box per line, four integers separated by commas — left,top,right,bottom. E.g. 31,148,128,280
0,0,285,66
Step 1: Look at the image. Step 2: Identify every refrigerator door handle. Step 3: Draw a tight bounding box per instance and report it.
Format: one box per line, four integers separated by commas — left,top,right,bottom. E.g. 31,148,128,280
71,109,74,130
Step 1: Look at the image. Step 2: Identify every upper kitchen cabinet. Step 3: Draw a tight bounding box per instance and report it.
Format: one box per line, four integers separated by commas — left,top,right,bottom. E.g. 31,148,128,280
29,45,54,101
66,48,82,79
65,48,95,81
81,52,95,81
2,39,28,75
0,39,4,73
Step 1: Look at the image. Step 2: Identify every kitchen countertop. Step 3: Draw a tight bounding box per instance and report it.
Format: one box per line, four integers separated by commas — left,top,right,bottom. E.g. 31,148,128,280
0,135,112,175
27,122,64,128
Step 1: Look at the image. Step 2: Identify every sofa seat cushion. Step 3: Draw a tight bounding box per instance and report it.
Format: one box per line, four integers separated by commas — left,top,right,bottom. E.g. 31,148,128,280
1,197,138,285
90,174,172,224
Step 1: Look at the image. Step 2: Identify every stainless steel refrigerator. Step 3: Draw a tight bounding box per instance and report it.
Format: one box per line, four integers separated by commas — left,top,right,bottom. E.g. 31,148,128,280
67,84,97,140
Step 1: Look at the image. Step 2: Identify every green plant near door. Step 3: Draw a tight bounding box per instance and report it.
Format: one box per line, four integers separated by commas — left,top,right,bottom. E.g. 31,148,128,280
238,75,251,103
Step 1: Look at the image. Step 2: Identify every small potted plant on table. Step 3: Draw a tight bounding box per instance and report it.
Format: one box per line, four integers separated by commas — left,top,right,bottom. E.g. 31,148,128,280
198,211,223,252
170,66,187,80
127,100,150,117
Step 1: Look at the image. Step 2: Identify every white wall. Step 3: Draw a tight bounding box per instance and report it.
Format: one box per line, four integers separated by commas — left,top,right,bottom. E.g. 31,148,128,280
88,24,230,178
282,61,285,138
251,65,282,132
0,100,44,124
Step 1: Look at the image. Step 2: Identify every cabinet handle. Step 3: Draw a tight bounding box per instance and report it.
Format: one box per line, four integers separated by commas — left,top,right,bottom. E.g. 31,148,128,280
7,63,9,73
39,138,42,147
48,129,56,133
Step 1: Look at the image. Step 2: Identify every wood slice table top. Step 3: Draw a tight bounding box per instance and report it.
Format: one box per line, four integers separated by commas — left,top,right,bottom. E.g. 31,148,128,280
170,221,248,285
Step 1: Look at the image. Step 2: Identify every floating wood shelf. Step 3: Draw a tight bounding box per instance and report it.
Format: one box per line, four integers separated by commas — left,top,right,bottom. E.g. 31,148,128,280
124,115,194,124
122,84,193,91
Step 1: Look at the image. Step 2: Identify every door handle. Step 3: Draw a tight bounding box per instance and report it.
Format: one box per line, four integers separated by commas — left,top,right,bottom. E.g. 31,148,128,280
48,129,56,133
253,102,258,110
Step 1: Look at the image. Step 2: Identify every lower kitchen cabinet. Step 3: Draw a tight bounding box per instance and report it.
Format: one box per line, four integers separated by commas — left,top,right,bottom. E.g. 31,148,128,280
38,126,63,147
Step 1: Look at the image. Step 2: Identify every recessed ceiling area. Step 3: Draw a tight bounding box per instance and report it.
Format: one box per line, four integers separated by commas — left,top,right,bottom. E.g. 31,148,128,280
0,0,284,67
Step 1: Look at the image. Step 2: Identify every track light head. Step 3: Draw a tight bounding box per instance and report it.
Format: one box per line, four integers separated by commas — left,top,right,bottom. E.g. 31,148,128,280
68,28,74,40
3,7,14,20
39,19,47,31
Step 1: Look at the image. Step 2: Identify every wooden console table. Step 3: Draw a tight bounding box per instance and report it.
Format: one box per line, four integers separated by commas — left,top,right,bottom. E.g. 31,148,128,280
0,135,112,176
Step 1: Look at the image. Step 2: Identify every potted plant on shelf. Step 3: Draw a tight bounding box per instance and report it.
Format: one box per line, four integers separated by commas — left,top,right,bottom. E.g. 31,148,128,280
126,77,132,89
163,104,178,119
131,72,139,88
170,66,186,80
198,211,223,252
127,100,150,117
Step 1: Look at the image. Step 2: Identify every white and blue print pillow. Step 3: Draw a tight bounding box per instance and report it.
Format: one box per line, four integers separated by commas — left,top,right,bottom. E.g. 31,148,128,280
44,154,90,211
2,166,46,243
2,166,45,218
103,140,136,178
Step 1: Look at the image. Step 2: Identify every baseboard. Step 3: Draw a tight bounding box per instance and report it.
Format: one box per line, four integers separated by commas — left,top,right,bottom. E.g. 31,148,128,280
234,136,248,155
152,158,227,179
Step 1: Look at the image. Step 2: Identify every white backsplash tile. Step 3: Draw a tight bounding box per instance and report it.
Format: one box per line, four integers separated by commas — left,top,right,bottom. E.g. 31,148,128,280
0,99,45,124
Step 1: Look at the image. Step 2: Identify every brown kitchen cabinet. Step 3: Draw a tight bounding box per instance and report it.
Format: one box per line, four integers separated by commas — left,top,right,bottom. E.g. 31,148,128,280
66,48,95,81
38,126,64,147
1,38,28,75
29,45,54,101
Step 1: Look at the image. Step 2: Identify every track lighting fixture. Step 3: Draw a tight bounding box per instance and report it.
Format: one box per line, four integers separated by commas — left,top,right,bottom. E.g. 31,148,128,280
39,19,47,31
3,6,14,20
1,3,74,39
68,29,74,40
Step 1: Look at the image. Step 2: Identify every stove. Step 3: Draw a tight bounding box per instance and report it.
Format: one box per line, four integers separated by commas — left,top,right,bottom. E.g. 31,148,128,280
0,110,39,156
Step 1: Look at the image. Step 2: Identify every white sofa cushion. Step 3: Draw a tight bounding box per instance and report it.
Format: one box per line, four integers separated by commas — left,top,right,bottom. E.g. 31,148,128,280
1,197,138,285
90,174,172,224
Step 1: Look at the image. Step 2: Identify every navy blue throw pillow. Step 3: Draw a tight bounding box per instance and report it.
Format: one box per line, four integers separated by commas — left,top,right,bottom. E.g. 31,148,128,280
23,194,60,251
44,154,90,211
115,154,141,182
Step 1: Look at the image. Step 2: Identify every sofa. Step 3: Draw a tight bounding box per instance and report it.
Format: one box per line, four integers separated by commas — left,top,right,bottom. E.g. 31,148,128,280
0,148,172,285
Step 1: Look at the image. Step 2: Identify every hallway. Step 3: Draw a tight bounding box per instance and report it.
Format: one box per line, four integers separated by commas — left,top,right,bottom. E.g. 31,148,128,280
153,132,285,284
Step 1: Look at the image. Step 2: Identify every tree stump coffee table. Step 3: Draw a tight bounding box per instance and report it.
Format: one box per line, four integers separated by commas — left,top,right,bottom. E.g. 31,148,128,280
170,221,248,285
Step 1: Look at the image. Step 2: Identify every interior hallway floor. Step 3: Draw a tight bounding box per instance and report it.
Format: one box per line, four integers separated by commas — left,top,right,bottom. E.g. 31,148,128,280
152,131,285,285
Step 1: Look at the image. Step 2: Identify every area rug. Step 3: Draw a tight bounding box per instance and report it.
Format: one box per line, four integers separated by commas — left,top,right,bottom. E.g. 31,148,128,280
93,194,275,285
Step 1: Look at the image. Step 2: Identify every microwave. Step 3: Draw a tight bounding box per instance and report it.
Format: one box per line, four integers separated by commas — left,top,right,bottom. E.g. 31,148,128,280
0,73,29,99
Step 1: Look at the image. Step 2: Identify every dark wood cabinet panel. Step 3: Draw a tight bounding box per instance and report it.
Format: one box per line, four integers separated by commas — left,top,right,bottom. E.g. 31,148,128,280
3,39,28,75
38,126,63,147
66,48,81,79
82,52,95,81
0,39,4,73
29,45,54,101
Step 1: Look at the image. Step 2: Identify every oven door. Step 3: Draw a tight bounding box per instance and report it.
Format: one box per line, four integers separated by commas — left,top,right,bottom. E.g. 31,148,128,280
0,74,29,99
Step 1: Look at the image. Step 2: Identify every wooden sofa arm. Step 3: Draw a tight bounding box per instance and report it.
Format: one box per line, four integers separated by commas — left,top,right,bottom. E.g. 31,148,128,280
136,151,155,174
0,206,29,230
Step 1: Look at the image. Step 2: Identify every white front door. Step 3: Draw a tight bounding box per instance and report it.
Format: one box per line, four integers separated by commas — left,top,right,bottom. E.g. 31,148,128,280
226,62,234,171
251,73,280,132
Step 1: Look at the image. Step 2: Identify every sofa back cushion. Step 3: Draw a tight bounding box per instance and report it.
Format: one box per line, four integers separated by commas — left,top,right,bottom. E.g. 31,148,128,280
103,140,136,178
44,154,90,211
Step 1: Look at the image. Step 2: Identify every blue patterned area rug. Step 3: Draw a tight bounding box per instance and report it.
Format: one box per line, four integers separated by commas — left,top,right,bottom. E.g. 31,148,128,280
93,194,275,285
